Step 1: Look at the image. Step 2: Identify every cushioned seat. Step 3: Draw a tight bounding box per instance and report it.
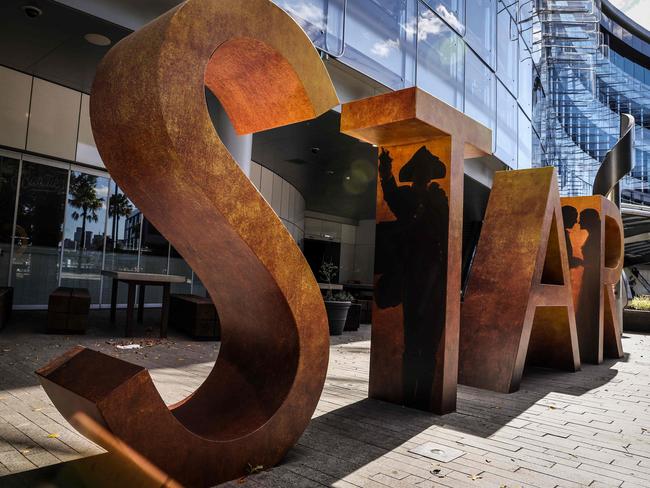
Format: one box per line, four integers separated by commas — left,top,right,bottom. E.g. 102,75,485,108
47,287,90,334
169,294,220,340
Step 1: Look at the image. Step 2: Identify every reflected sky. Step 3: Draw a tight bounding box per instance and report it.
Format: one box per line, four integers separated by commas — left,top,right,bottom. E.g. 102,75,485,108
609,0,650,31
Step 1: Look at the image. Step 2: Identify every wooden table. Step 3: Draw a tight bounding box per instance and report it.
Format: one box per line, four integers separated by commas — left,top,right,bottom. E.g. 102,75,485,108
101,270,188,337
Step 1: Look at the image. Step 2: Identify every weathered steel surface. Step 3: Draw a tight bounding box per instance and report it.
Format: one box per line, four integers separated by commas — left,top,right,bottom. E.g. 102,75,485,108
36,1,337,486
561,196,625,363
460,167,581,393
341,87,492,414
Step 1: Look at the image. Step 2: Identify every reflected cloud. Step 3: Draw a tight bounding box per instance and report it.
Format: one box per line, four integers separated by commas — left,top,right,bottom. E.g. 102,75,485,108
435,5,463,33
276,0,326,38
371,38,400,58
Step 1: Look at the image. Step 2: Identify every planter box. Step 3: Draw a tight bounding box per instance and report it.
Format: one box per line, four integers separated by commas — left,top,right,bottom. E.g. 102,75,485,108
325,301,351,336
170,294,220,340
344,303,361,332
623,308,650,332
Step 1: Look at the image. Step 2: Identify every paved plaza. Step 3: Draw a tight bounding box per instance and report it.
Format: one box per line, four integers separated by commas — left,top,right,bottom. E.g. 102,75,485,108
0,310,649,487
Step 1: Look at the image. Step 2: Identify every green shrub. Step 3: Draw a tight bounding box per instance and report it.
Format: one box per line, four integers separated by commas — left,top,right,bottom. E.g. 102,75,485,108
628,295,650,311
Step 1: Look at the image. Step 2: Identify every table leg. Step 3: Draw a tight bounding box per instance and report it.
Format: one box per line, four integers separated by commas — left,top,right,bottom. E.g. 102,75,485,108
138,285,145,323
161,283,170,338
126,282,136,337
110,278,118,323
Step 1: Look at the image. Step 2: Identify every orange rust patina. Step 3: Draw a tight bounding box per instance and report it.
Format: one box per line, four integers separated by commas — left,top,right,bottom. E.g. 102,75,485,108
342,88,492,414
36,0,338,486
460,167,581,394
560,196,625,364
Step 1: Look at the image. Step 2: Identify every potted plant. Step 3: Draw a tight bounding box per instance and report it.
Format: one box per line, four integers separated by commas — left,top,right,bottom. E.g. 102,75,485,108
624,295,650,332
320,261,352,336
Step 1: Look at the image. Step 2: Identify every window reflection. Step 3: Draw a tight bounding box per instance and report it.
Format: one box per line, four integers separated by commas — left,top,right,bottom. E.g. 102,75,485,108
139,218,170,303
343,0,417,89
416,2,464,109
496,81,517,167
170,246,192,295
465,0,495,67
518,109,533,169
0,155,19,286
61,171,109,303
496,1,518,94
11,161,67,305
101,182,139,306
465,49,496,132
272,0,345,55
420,0,464,35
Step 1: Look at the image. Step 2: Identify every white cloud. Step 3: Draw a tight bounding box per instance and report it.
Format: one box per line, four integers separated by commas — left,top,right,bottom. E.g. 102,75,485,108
371,38,400,58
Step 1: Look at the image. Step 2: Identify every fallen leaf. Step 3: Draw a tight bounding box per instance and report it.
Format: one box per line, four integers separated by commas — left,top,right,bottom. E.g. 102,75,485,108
246,463,264,474
47,433,60,439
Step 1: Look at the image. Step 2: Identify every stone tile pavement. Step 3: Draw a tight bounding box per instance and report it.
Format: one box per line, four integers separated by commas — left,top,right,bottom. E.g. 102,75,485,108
1,310,650,487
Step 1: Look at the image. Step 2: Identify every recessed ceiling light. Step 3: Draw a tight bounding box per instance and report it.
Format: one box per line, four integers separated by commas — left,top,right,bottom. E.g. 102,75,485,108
22,5,42,18
84,33,111,47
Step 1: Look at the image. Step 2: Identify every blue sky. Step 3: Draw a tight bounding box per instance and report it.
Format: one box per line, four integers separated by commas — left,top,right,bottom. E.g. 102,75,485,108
609,0,650,30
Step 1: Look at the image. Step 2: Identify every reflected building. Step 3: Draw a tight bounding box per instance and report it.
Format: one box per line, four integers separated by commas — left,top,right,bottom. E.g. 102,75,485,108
533,0,650,199
531,0,650,286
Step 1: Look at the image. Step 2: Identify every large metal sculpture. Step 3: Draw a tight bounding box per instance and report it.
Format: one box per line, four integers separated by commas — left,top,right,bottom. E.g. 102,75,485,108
459,167,581,393
36,0,338,486
560,196,624,363
341,88,492,413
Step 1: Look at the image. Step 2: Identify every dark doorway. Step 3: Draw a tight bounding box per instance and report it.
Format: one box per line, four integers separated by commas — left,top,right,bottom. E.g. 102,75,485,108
303,238,341,283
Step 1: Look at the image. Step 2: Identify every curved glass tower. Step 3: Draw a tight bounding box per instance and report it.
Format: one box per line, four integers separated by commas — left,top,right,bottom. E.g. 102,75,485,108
534,0,650,201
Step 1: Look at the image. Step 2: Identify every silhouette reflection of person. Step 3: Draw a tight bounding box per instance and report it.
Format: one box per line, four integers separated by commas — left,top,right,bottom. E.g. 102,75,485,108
375,145,449,410
562,206,601,352
577,209,601,329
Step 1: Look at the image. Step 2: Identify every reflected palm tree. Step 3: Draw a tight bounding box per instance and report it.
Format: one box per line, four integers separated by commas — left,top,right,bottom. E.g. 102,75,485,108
109,192,133,251
69,174,104,253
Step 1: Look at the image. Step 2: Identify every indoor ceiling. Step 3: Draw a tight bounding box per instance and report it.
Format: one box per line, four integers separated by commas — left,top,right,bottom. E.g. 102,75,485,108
252,111,378,221
0,0,131,93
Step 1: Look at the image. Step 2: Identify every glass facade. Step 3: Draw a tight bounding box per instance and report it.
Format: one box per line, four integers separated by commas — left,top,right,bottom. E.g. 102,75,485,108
0,149,208,308
0,0,538,307
533,0,650,201
274,0,534,168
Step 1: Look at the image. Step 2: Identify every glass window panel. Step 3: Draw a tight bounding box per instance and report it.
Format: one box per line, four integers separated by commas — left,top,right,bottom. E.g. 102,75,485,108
416,3,464,109
0,155,19,286
272,0,345,55
420,0,464,35
518,108,532,169
11,161,68,306
60,171,109,304
101,181,140,306
464,0,495,67
193,274,208,298
465,49,496,133
496,2,517,94
496,80,517,167
342,0,417,89
139,218,169,304
169,246,192,295
519,43,533,116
